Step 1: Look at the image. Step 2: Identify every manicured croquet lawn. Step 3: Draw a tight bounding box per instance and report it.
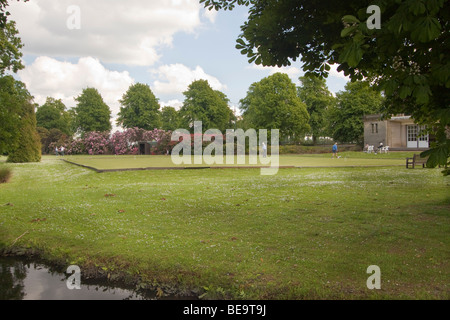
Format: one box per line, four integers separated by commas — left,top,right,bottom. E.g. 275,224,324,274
0,153,448,299
61,152,409,171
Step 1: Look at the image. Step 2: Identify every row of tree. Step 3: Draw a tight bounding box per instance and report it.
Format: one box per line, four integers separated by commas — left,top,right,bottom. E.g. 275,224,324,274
33,73,384,155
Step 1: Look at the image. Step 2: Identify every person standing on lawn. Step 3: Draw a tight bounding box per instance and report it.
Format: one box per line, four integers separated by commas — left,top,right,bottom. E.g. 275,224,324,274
332,143,338,158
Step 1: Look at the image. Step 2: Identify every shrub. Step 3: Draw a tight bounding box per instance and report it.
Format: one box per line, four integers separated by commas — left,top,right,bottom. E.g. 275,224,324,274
63,139,87,155
58,128,175,156
0,167,12,184
109,128,146,155
7,102,42,163
84,131,110,155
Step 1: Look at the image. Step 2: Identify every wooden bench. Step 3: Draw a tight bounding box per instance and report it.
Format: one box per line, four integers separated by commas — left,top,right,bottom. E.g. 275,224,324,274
406,154,429,169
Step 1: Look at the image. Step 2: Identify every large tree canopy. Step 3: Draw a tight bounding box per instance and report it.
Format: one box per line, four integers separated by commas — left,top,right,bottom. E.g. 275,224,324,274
202,0,449,170
161,106,181,132
0,75,41,162
179,79,234,132
0,75,22,153
327,81,384,144
117,83,162,131
240,72,310,141
0,12,24,74
74,88,112,135
36,97,73,136
298,75,335,144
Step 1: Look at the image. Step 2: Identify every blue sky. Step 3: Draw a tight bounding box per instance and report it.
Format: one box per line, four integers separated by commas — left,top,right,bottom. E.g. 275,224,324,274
9,0,349,129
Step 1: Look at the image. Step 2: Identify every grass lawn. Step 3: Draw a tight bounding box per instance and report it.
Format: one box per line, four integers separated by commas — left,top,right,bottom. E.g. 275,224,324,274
0,154,448,299
59,151,410,171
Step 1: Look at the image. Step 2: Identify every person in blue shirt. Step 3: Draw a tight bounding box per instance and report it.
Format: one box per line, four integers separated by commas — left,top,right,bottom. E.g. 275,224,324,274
332,143,338,158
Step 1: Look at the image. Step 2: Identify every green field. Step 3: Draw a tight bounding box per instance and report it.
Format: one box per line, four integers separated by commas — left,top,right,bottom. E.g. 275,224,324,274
60,152,410,171
0,154,448,299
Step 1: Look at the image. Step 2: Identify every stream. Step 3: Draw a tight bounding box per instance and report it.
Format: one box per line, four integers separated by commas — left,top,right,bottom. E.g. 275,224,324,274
0,256,195,300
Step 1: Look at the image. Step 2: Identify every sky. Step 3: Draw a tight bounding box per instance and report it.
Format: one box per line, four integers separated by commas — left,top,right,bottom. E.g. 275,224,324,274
8,0,350,131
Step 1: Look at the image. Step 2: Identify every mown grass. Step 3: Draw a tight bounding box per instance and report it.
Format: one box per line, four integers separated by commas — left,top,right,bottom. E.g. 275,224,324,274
0,156,448,299
60,152,409,171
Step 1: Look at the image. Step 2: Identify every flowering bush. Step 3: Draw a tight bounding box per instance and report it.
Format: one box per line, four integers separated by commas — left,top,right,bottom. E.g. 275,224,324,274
143,128,173,155
84,131,110,155
65,139,87,155
109,127,145,155
57,128,174,156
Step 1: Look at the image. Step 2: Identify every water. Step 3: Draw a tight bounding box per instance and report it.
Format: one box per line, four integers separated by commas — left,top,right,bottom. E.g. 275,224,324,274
0,256,192,300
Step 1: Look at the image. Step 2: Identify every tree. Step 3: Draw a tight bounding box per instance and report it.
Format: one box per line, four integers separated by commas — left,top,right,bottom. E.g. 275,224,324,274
0,75,20,154
0,20,23,75
36,97,73,136
179,80,234,132
73,88,112,135
298,75,335,144
117,83,161,130
161,106,181,131
0,1,39,162
202,0,450,170
240,72,310,141
1,0,28,75
37,127,68,154
327,81,384,144
3,78,41,163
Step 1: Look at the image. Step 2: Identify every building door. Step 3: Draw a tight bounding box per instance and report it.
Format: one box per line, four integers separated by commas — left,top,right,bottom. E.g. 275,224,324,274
407,125,429,148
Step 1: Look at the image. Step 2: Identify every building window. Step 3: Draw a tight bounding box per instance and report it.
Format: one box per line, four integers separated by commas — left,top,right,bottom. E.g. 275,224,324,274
371,123,378,134
407,125,429,148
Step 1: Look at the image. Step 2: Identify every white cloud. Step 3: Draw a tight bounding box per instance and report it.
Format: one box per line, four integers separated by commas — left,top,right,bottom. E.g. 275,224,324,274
249,64,304,85
150,63,226,96
18,56,135,123
328,64,351,80
160,99,184,111
9,0,205,66
202,7,218,23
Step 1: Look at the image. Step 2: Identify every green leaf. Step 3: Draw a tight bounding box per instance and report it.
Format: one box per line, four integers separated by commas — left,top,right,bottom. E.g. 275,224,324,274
339,41,363,67
409,0,426,15
421,143,450,168
399,86,412,99
413,75,424,85
341,25,358,38
342,15,360,24
413,85,431,104
411,16,441,42
236,38,246,46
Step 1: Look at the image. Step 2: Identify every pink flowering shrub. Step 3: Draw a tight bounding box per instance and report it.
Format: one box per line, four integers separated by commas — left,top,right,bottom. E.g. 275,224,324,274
143,128,173,154
109,128,145,155
84,131,110,155
62,139,86,155
60,128,173,156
